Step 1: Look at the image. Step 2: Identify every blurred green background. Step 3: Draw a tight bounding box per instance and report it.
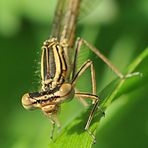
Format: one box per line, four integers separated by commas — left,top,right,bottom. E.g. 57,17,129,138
0,0,148,148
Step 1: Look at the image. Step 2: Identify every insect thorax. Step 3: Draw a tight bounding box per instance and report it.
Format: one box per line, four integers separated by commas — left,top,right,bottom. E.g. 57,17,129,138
41,38,72,91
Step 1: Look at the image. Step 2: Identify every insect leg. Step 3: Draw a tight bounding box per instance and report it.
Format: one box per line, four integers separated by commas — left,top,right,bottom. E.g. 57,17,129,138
72,59,100,142
72,60,94,87
50,113,61,140
72,38,81,79
75,38,124,79
50,118,55,139
75,93,100,144
72,58,104,142
72,39,91,106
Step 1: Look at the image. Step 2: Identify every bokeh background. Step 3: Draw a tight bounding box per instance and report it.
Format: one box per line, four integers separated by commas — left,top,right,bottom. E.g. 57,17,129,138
0,0,148,148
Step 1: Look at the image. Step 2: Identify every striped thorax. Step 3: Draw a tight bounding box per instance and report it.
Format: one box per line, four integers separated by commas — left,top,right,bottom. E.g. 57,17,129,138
41,38,71,90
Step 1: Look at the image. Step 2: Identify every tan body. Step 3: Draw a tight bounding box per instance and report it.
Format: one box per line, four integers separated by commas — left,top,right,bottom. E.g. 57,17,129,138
21,0,127,143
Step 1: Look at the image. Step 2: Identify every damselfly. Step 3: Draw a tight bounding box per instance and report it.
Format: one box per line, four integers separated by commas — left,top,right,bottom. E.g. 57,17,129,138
22,0,132,143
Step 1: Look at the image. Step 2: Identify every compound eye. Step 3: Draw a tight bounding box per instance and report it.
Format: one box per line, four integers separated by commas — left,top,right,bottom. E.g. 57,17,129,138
21,93,36,110
59,83,72,96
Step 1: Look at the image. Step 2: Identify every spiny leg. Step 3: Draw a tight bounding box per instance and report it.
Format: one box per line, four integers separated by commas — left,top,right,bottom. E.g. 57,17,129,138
72,37,98,102
73,38,141,112
76,38,141,79
71,40,105,143
76,38,124,78
72,38,80,79
72,41,93,107
72,59,96,95
72,60,99,143
74,59,96,106
72,63,105,143
50,119,55,140
50,113,61,140
75,93,100,143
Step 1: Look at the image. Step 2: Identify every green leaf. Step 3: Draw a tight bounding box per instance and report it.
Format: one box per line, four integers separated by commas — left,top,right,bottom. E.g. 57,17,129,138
48,48,148,148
